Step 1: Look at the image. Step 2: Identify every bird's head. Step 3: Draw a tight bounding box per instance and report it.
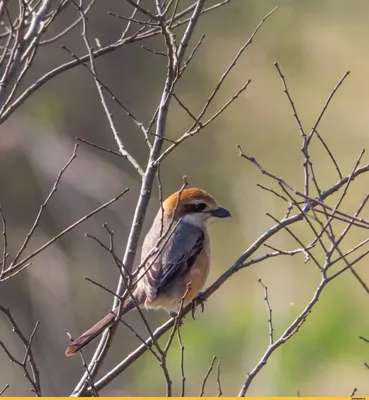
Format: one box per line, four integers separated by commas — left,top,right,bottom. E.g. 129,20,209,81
163,188,231,227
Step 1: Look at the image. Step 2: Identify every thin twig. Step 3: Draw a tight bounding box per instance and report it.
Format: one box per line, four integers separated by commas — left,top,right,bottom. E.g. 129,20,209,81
0,1,229,123
257,184,288,202
274,62,309,198
155,79,252,165
1,189,129,280
308,71,351,145
0,384,9,396
76,137,126,159
216,360,222,397
359,336,369,343
199,356,216,397
161,284,191,397
312,128,343,179
177,328,186,397
77,7,145,177
258,279,274,345
65,330,99,397
0,306,41,395
0,205,7,274
9,144,79,269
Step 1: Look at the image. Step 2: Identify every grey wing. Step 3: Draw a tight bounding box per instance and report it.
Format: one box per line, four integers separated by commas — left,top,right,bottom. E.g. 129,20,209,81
144,220,204,300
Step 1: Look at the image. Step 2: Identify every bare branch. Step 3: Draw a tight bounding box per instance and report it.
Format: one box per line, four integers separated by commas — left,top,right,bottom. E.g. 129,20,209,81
76,137,127,159
1,189,129,281
0,306,41,395
77,6,145,177
258,279,274,345
160,284,191,396
194,6,278,126
0,384,9,396
257,183,288,202
216,360,223,397
312,128,343,179
238,277,327,396
0,0,229,123
199,356,216,397
155,79,251,165
0,204,7,274
274,62,309,197
9,144,78,269
40,0,96,45
308,71,351,145
177,328,186,397
65,330,98,397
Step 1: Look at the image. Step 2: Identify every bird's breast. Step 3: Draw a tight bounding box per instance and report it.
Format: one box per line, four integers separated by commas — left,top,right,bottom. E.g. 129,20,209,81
182,242,210,301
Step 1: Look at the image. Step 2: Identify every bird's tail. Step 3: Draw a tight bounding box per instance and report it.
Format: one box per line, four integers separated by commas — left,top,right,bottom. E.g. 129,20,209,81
65,300,135,357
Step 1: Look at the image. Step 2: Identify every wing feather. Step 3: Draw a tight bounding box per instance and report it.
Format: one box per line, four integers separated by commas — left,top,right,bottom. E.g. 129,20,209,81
142,220,204,300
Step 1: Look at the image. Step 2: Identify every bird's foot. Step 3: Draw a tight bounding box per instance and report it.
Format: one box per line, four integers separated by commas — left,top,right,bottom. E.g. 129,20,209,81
191,291,206,320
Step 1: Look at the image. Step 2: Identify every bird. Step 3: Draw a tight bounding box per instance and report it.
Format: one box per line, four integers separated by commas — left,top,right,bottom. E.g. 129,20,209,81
65,188,230,356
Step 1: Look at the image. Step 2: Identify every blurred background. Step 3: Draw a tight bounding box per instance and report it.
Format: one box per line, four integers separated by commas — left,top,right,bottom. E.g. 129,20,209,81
0,0,369,396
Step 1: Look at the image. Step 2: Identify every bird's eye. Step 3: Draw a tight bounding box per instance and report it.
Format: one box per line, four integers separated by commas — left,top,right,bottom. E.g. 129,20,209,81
196,202,207,211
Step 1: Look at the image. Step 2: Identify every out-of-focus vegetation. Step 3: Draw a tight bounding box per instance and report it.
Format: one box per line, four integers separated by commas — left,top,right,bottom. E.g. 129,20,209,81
0,0,369,396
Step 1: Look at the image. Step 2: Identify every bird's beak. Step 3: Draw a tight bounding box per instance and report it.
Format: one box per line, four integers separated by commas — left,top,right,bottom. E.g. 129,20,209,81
211,206,231,218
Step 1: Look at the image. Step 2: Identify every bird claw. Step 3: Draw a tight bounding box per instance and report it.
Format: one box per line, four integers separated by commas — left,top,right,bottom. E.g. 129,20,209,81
191,291,206,320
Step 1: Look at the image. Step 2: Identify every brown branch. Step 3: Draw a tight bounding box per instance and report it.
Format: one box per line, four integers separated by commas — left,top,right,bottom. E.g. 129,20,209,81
258,279,274,345
216,360,223,397
177,327,186,397
119,319,161,362
77,7,145,177
274,62,309,198
160,284,191,396
179,34,205,75
40,0,96,45
193,6,277,127
308,71,351,145
155,79,252,165
0,204,7,274
266,212,322,269
108,12,159,28
1,189,129,281
76,137,127,159
313,128,343,179
0,306,41,395
65,330,98,397
0,0,228,123
62,43,152,148
8,144,78,270
257,183,288,202
125,0,159,21
199,356,216,397
238,146,369,228
238,277,328,396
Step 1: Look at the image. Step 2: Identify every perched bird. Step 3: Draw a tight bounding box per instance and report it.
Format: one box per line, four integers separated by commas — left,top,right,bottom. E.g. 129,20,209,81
65,188,230,356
